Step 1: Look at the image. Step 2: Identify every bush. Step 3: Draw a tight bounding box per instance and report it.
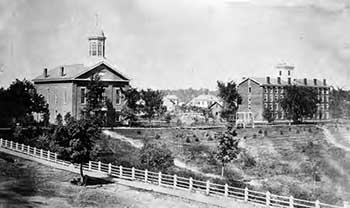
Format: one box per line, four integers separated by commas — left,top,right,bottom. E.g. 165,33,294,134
138,141,174,172
280,130,283,135
258,129,263,134
264,130,268,136
194,137,200,142
185,137,191,143
155,134,161,140
252,134,257,138
137,130,142,135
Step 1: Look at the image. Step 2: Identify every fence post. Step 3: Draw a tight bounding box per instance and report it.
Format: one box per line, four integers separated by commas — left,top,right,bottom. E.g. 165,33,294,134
145,169,148,182
98,161,101,171
108,163,112,174
54,153,57,161
158,172,162,185
33,147,36,156
206,180,210,195
315,200,320,208
10,141,13,149
27,145,30,154
119,165,122,177
289,196,294,208
174,174,177,188
40,149,43,158
244,187,249,202
344,201,350,208
47,150,50,160
15,142,18,150
0,138,2,146
131,167,135,180
21,144,24,152
224,184,229,197
5,139,7,147
266,191,271,206
189,177,193,191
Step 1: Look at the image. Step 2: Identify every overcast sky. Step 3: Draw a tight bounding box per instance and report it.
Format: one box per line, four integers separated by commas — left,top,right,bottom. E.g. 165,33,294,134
0,0,350,90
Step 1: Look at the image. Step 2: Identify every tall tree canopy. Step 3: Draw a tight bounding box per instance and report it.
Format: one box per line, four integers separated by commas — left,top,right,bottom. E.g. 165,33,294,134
217,81,242,122
140,89,166,122
329,87,350,119
85,74,105,116
0,79,48,126
280,85,320,123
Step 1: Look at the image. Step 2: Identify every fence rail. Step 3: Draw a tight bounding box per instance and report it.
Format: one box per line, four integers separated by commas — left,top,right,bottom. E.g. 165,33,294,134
0,138,348,208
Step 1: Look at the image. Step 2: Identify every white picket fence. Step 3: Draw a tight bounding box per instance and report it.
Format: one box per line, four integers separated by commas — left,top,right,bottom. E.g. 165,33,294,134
0,138,348,208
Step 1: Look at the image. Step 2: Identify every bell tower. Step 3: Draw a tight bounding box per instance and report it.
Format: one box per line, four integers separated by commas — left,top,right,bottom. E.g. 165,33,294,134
88,14,106,59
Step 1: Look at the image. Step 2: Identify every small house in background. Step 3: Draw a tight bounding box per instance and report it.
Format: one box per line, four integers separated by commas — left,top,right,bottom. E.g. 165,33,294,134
209,101,223,119
163,95,179,112
187,94,220,109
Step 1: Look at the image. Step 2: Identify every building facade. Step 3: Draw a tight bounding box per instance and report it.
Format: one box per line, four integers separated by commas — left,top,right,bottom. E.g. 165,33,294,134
237,64,330,125
33,27,130,123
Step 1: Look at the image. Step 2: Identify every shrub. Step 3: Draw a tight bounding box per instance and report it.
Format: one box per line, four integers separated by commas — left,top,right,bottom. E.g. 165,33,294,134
155,134,161,140
280,131,283,135
195,137,200,142
264,130,268,136
137,130,142,135
138,141,174,172
252,134,257,138
258,129,263,134
185,137,191,143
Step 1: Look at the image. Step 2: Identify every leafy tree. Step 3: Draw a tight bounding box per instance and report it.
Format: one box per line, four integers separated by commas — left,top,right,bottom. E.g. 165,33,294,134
217,81,242,122
164,113,172,125
140,89,166,124
329,87,350,119
121,88,142,125
263,107,275,123
56,113,63,126
138,141,174,172
216,128,240,176
280,85,320,123
85,74,105,118
106,99,116,127
64,112,73,124
52,119,99,184
0,79,48,126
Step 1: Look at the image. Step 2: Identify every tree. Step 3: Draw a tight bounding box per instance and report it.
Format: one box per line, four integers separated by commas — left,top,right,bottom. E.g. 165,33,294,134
280,85,320,123
216,128,240,176
217,81,242,122
140,89,166,124
329,87,350,119
106,99,116,127
56,113,63,126
138,141,174,172
67,119,99,184
263,107,275,123
121,88,142,125
85,74,105,118
0,79,48,126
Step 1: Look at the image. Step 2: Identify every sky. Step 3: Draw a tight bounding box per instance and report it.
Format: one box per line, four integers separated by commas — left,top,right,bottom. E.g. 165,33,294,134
0,0,350,90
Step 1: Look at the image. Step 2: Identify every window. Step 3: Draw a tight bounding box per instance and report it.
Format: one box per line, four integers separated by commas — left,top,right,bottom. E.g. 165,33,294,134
91,42,97,56
81,88,86,104
102,87,107,103
98,42,102,56
47,88,50,103
288,70,290,76
248,87,251,93
279,71,282,76
115,88,121,105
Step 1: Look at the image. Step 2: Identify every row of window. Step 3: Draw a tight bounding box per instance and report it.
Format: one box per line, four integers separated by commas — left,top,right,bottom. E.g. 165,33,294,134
80,87,122,105
42,88,68,105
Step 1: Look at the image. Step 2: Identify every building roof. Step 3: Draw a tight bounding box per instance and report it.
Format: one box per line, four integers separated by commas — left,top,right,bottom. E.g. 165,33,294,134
33,60,130,83
239,77,328,87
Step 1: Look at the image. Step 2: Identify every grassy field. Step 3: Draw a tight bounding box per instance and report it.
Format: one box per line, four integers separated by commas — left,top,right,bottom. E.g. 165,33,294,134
110,125,350,205
0,152,222,208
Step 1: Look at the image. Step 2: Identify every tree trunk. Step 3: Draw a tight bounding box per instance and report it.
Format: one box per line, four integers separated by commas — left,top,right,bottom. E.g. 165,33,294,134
80,163,85,186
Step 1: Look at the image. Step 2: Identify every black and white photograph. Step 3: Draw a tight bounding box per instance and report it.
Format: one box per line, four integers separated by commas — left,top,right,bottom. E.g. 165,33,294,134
1,0,350,207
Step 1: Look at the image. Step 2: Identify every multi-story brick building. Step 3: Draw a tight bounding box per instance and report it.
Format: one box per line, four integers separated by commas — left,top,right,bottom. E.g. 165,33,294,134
33,27,130,123
236,64,330,125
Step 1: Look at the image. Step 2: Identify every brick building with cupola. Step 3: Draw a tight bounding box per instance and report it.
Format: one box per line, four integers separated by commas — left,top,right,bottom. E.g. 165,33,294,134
236,63,330,126
33,25,130,123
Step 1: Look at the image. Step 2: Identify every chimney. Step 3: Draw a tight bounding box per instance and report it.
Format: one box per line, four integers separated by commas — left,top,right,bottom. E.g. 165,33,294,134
288,77,291,85
43,68,48,78
313,79,317,86
60,66,65,76
277,77,281,84
266,76,270,84
304,78,307,85
323,79,327,86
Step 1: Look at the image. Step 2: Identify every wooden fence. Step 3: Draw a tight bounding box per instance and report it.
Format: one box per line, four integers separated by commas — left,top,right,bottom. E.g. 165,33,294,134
0,138,348,208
